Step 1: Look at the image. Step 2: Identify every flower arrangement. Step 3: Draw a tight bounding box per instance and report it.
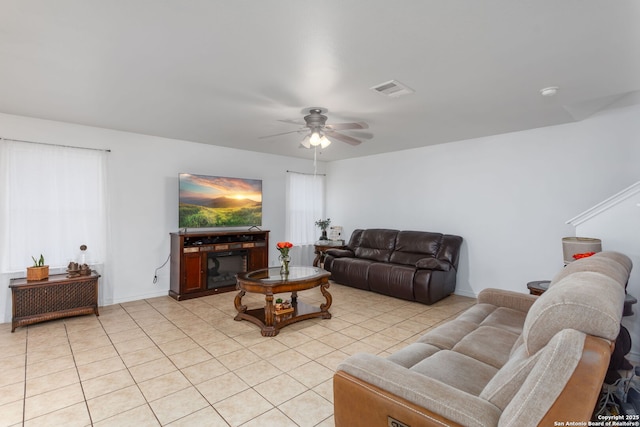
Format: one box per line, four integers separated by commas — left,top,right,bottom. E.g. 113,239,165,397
572,252,596,260
276,242,293,274
276,241,293,257
315,218,331,230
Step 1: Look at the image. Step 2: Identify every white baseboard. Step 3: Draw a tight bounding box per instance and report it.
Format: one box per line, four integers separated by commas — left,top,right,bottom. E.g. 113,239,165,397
101,289,170,306
454,289,477,299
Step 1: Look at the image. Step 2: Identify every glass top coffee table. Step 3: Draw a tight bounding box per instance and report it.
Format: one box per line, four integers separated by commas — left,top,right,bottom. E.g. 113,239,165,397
234,266,332,336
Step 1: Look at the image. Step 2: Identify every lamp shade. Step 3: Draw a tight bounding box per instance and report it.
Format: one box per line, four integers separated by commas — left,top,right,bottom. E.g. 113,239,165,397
562,237,602,264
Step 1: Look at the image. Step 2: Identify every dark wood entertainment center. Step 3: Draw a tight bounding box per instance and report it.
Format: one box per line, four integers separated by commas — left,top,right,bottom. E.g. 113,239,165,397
169,229,269,300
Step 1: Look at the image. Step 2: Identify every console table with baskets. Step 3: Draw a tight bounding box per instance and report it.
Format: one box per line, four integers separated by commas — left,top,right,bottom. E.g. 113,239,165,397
9,272,100,332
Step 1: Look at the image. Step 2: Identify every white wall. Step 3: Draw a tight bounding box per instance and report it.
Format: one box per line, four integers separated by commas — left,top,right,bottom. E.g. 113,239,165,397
571,185,640,360
2,101,638,327
326,102,640,299
0,113,324,323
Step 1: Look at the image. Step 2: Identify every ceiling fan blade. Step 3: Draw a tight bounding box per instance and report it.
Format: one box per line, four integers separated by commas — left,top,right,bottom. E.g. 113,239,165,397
325,130,362,146
325,122,368,131
348,131,374,139
258,129,305,139
277,119,306,125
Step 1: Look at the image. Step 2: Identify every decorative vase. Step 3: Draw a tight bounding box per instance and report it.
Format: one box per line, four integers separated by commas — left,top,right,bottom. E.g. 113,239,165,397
279,254,290,275
320,230,328,240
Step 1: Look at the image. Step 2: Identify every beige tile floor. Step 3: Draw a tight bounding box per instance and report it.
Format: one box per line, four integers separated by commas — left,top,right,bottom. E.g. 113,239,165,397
0,282,475,427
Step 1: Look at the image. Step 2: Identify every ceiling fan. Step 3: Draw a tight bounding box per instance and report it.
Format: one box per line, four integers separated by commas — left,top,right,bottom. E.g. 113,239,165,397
260,108,371,149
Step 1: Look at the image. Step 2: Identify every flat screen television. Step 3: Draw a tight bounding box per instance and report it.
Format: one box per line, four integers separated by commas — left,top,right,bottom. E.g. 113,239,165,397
179,173,262,228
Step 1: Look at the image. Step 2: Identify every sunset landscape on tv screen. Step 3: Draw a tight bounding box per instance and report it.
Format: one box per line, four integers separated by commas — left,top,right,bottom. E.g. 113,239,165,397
179,173,262,228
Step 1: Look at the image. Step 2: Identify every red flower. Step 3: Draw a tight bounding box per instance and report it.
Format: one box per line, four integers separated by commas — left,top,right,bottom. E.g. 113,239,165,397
572,252,596,260
276,241,293,257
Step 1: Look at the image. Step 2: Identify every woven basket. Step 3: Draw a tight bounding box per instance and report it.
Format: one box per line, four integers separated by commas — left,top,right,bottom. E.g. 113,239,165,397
27,265,49,281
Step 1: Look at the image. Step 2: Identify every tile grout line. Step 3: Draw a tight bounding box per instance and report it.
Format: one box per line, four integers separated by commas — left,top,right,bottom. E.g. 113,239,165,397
20,328,28,427
64,322,96,427
117,299,232,425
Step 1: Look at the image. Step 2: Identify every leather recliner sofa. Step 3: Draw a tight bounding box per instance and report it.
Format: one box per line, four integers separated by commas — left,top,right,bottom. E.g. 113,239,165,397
323,228,463,305
333,251,632,426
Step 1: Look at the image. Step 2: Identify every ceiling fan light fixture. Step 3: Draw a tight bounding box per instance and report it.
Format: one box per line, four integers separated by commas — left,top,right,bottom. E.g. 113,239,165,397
319,135,331,148
300,135,311,149
309,131,321,146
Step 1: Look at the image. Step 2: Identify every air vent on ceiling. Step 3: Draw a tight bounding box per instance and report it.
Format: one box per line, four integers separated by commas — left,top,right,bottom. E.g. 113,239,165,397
370,80,415,97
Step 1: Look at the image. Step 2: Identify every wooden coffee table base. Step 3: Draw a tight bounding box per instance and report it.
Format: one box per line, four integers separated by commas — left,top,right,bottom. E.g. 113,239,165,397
234,267,332,337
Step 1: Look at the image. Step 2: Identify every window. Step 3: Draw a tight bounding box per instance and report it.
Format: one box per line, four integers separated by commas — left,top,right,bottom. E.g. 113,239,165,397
0,140,108,272
285,172,324,249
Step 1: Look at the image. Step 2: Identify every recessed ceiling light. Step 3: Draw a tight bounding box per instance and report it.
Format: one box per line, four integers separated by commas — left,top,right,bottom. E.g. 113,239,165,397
540,86,559,97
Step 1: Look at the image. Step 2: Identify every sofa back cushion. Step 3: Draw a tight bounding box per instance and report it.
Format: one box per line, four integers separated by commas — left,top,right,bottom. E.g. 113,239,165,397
346,229,365,251
390,231,463,269
353,229,399,262
523,270,625,355
549,251,631,288
389,231,441,265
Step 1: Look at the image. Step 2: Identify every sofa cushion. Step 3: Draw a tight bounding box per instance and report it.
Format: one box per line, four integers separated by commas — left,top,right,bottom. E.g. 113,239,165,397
368,263,415,300
479,307,527,336
523,271,624,355
411,350,498,395
593,251,633,274
452,325,520,369
329,258,373,290
387,342,441,368
353,229,398,262
418,319,480,350
550,252,631,287
389,231,442,265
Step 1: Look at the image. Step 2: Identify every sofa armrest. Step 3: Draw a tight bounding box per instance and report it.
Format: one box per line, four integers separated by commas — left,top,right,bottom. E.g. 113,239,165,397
336,353,501,427
415,257,451,271
477,288,537,313
326,248,355,258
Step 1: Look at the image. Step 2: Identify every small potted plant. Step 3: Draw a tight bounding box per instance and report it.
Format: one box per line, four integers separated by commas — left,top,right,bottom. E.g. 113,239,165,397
315,218,331,240
27,254,49,281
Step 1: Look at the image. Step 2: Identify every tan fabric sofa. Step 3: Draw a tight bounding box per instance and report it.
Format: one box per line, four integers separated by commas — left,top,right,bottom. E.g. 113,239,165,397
333,251,631,426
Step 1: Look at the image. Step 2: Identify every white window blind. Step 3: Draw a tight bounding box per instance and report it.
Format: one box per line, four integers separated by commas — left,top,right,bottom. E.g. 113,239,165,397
0,140,108,272
285,172,325,246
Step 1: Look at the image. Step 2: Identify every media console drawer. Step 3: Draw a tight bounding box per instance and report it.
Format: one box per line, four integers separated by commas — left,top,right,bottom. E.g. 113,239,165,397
9,272,100,332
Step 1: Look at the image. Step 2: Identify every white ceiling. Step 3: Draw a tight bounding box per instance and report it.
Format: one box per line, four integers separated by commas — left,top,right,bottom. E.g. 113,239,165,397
1,1,639,161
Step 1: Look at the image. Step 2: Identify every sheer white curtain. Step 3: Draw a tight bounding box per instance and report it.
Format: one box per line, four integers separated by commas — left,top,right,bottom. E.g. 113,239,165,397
285,172,325,265
0,140,108,273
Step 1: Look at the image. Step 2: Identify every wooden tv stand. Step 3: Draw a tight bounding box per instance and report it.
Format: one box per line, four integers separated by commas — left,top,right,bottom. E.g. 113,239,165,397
169,229,269,300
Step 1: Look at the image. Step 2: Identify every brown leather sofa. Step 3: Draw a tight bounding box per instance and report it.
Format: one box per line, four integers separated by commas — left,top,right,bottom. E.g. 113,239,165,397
323,229,463,304
333,251,632,426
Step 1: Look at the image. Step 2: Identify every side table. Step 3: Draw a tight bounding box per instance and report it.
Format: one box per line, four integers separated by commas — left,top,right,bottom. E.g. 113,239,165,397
526,280,637,316
9,272,100,332
313,241,346,267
